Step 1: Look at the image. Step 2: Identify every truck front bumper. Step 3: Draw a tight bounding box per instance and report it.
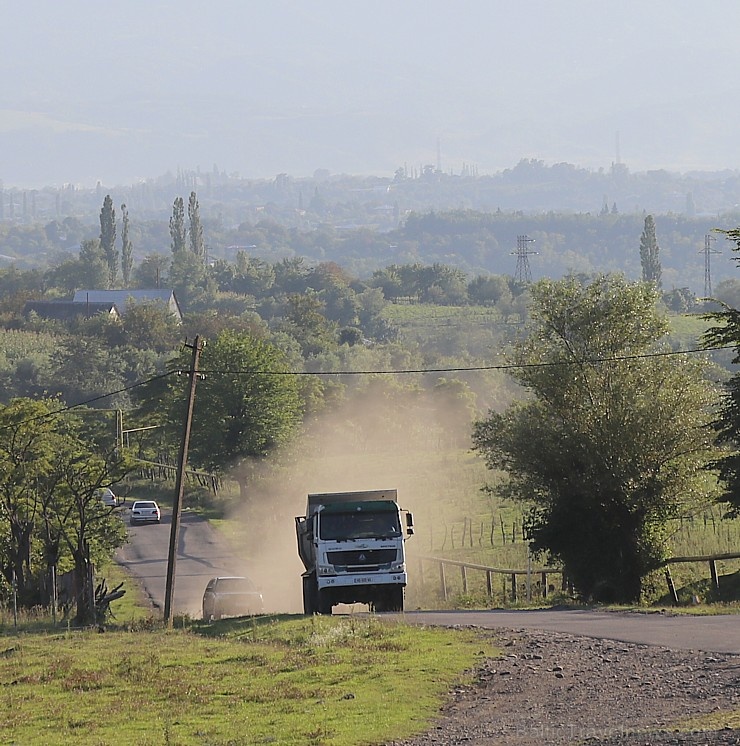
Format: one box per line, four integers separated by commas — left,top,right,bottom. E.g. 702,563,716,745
317,572,407,590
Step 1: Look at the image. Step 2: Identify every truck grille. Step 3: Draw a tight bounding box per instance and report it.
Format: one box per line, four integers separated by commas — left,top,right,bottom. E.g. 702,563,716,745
327,549,397,569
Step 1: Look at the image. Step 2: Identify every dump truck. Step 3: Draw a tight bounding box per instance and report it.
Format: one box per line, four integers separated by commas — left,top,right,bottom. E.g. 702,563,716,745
295,489,414,614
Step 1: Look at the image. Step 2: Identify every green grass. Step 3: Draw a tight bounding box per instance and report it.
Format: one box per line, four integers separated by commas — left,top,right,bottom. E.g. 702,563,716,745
0,615,489,745
99,560,156,624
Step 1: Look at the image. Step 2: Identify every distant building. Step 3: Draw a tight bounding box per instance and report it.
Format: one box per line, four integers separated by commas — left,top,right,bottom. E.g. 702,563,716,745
72,289,182,322
23,300,120,322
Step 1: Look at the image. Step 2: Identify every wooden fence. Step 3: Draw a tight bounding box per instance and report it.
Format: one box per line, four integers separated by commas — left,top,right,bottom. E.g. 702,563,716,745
419,550,740,606
662,551,740,604
417,554,563,604
136,458,223,493
429,508,740,553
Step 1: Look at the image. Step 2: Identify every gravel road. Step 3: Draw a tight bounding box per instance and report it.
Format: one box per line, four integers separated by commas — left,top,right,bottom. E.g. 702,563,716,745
389,627,740,746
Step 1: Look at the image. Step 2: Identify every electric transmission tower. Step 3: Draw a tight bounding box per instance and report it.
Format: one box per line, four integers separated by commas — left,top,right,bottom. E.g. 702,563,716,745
512,234,537,284
700,234,721,298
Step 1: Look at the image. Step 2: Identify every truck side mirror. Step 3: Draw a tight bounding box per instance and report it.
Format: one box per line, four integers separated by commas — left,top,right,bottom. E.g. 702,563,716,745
405,512,414,536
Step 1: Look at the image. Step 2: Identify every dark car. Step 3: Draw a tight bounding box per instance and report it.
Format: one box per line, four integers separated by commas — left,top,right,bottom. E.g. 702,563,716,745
202,576,264,621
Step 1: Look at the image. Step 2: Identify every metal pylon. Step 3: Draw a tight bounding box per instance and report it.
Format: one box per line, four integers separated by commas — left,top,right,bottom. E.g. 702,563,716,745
512,234,537,284
700,234,721,298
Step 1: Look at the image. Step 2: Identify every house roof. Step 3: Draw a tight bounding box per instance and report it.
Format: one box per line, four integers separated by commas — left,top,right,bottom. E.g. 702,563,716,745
72,289,182,319
74,289,174,305
24,300,120,321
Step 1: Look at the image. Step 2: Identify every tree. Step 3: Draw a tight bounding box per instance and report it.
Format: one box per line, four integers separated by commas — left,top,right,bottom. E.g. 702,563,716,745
0,399,59,603
99,195,118,288
283,292,338,357
703,228,740,515
473,275,718,603
122,301,181,352
169,197,187,255
120,203,133,287
639,215,662,288
188,191,205,262
49,442,129,625
133,253,168,289
169,247,210,309
0,399,129,619
154,330,302,502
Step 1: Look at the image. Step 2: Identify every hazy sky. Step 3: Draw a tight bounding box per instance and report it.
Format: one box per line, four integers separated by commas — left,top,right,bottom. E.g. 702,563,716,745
3,1,740,187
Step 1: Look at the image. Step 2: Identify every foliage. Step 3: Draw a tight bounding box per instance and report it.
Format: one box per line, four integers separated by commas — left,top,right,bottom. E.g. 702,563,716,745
120,203,133,286
0,398,131,621
473,275,719,603
187,191,204,260
153,330,303,500
639,214,662,288
169,196,186,255
99,194,117,288
703,227,740,515
282,291,338,356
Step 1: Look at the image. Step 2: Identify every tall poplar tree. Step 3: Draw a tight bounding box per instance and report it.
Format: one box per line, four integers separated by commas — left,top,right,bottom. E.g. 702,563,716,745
188,191,205,262
639,214,662,288
169,197,186,255
120,203,133,287
99,195,118,288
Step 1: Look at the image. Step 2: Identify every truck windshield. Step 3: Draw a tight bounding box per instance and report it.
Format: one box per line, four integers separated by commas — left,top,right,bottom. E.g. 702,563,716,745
319,511,401,540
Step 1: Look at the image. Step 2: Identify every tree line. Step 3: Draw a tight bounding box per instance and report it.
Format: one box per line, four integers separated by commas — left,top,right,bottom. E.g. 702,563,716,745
4,193,740,612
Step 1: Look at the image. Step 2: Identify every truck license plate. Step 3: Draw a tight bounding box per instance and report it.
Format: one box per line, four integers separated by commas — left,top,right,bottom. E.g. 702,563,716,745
353,577,372,584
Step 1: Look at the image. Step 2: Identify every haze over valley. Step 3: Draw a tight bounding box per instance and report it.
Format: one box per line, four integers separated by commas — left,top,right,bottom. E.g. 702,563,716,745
3,1,740,188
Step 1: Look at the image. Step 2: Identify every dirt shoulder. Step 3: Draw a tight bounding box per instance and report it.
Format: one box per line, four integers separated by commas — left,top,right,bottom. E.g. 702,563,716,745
389,627,740,746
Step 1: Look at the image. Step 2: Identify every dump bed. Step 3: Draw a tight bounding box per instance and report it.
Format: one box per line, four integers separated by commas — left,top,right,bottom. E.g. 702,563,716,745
305,489,398,517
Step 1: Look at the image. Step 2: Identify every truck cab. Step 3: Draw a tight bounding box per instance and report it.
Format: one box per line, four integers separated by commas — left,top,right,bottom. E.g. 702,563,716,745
296,490,413,614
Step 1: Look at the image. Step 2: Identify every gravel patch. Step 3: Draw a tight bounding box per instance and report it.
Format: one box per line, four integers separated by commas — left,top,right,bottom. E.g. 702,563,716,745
387,628,740,745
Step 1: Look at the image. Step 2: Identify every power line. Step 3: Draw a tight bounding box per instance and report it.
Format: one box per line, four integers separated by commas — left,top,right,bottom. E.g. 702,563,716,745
0,370,177,433
0,345,734,435
193,344,734,378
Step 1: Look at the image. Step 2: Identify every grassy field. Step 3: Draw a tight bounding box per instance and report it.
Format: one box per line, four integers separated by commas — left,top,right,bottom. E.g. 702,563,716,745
0,614,489,746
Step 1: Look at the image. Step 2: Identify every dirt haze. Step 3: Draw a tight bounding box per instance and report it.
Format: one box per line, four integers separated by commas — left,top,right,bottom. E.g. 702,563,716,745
224,383,489,613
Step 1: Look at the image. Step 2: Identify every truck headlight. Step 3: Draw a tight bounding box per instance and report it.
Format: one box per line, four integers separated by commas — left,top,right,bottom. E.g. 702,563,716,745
318,565,334,576
390,561,405,572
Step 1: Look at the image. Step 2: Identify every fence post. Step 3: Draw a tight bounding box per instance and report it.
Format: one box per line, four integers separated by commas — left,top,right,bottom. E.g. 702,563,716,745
510,572,517,603
486,570,493,597
710,560,719,591
541,571,548,599
460,565,468,594
664,567,679,606
439,562,447,601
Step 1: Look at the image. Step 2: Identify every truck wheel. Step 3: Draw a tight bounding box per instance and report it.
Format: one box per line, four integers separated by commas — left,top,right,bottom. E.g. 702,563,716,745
317,588,333,615
302,576,316,615
388,587,404,612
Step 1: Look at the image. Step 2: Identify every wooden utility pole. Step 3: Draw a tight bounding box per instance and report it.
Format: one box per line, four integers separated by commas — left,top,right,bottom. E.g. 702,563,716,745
164,336,204,625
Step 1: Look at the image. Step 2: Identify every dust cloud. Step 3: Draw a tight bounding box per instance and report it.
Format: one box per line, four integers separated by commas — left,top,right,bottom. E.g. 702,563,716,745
224,381,490,613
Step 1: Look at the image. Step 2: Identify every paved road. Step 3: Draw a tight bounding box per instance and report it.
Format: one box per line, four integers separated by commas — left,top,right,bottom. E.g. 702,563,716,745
117,509,740,653
117,510,248,617
398,609,740,654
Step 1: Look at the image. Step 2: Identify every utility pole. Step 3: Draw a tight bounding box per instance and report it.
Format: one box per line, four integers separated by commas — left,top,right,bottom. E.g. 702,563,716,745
512,234,537,284
700,234,721,298
164,336,204,625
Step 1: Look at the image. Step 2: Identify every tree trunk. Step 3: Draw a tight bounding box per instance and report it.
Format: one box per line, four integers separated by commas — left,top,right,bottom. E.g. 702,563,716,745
72,540,94,626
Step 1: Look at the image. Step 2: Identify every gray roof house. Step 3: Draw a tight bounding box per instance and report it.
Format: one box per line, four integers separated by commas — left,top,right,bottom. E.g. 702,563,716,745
23,300,120,322
72,289,182,322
